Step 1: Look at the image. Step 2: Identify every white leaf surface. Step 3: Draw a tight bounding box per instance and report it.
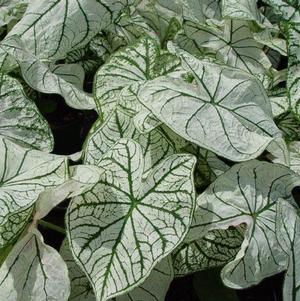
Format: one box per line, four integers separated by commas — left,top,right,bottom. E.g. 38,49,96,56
67,139,196,301
0,229,70,301
138,51,281,161
0,137,67,248
0,73,53,151
190,160,300,288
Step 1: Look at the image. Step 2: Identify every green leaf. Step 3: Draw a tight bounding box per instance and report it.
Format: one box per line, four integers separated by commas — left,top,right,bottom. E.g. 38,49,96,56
66,138,196,301
179,19,271,74
84,108,176,175
276,200,300,301
0,137,68,248
0,229,70,301
138,51,281,161
94,36,181,117
189,160,300,288
288,142,300,175
173,227,243,277
0,73,53,151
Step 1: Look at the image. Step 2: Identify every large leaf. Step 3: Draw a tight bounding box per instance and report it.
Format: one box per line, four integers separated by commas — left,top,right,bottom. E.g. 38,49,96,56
0,229,70,301
66,139,196,301
0,73,53,151
94,36,181,117
0,137,67,248
7,0,129,60
173,227,243,277
189,160,300,288
60,238,174,301
138,51,281,161
179,19,271,74
276,200,300,301
0,35,95,109
84,108,176,175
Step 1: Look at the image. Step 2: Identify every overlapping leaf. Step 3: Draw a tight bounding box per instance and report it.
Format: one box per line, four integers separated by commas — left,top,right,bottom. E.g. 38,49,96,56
0,137,67,248
66,139,196,301
84,108,176,175
173,228,243,277
276,200,300,301
189,160,300,288
94,36,181,117
0,73,53,151
0,35,95,109
138,51,281,161
7,0,127,60
0,0,27,27
60,238,174,301
0,229,70,301
178,19,271,74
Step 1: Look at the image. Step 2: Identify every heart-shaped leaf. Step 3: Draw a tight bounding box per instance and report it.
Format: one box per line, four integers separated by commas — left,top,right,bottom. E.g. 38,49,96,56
66,138,196,301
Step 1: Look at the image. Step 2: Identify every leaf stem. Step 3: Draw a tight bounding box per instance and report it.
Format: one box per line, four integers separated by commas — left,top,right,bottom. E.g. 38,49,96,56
38,220,65,235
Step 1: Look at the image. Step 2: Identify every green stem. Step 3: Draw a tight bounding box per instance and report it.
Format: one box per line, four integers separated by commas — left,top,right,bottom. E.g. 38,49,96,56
38,220,65,235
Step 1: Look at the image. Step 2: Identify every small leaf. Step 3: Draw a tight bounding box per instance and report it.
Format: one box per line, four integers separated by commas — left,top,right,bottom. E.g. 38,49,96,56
0,229,70,301
66,138,196,301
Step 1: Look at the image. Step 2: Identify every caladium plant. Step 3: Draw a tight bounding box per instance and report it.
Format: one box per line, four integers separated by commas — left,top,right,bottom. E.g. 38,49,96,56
0,0,299,301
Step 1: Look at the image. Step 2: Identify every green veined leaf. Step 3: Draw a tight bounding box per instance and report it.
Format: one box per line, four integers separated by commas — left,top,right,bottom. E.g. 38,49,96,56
183,143,229,189
60,238,96,301
0,136,68,248
275,111,300,142
0,35,95,109
116,256,174,301
180,19,271,74
222,0,267,27
0,229,70,301
138,51,281,161
66,138,196,301
182,0,221,23
189,160,300,288
287,26,300,118
0,0,27,27
276,200,300,301
270,88,289,117
173,227,243,277
253,29,287,56
288,142,300,175
7,0,128,60
84,108,176,175
94,36,181,117
60,238,174,301
0,73,53,151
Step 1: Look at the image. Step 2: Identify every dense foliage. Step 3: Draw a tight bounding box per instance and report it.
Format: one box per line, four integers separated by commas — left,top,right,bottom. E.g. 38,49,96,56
0,0,299,300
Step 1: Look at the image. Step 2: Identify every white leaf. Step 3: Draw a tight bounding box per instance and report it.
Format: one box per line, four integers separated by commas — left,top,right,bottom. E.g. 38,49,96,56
138,51,281,161
276,200,300,301
66,138,196,301
0,73,53,151
0,229,70,301
190,160,300,288
0,137,67,248
84,108,176,176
